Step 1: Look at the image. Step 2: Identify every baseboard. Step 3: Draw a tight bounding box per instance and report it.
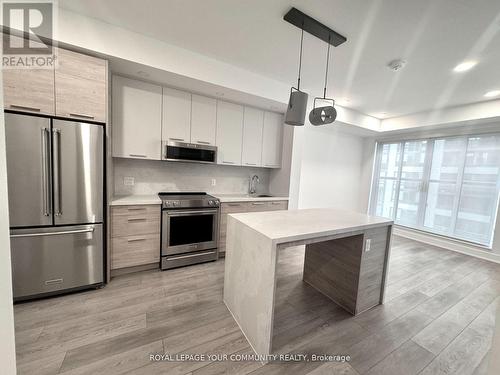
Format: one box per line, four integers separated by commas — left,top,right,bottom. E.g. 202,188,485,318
394,226,500,264
110,262,159,277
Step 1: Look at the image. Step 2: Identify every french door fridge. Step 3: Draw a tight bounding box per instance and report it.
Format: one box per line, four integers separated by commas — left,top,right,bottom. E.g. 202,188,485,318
5,113,104,300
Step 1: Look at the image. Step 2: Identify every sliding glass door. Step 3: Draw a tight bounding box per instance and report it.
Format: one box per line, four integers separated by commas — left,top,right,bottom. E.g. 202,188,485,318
370,134,500,247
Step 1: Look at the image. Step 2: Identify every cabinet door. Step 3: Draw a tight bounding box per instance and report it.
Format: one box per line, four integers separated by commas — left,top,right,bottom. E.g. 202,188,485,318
191,94,216,146
55,48,107,122
241,107,264,167
3,68,55,115
112,76,162,160
216,101,243,166
262,112,284,168
3,36,54,115
162,87,191,143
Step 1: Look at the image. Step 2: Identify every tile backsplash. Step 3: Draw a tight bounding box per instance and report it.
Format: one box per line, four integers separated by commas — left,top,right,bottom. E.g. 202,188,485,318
113,158,270,196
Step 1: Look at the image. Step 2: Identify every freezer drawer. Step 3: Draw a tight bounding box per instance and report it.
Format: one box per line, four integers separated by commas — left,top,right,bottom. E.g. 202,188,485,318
10,224,103,300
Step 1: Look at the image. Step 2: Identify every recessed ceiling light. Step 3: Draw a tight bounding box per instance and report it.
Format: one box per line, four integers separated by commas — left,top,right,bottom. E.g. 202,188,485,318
453,61,477,73
484,90,500,98
137,70,149,77
215,91,225,97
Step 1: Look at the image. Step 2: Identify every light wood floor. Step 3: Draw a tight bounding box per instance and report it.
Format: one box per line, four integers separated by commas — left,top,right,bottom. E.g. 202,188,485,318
14,236,500,375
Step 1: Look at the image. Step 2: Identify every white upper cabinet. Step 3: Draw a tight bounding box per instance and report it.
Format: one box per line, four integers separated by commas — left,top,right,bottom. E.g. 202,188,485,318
216,101,244,166
191,94,217,146
162,87,191,143
112,76,162,160
262,112,284,168
241,107,264,167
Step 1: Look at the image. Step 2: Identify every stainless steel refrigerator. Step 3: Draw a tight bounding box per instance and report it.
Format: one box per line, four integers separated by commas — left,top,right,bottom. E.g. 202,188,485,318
5,112,104,301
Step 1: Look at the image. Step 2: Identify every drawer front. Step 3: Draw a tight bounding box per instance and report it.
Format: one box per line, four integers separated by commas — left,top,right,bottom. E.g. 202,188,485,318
247,201,269,212
221,202,249,214
112,214,160,238
111,234,160,269
266,201,288,211
111,205,160,217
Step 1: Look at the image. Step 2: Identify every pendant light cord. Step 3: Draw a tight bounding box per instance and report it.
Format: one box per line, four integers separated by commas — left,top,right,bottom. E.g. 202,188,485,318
323,35,331,99
297,26,304,90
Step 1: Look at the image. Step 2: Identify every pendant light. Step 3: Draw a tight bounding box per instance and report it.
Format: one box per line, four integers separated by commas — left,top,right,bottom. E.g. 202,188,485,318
284,26,308,126
309,36,337,126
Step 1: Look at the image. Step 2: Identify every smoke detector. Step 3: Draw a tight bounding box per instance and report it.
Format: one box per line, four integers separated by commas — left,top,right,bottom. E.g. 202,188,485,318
387,59,407,71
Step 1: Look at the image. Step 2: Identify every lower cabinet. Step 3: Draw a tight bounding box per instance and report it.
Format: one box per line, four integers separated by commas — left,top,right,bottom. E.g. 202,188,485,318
218,200,288,257
111,205,161,270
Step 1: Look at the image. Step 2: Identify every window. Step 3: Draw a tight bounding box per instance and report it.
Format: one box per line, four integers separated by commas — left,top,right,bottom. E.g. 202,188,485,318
370,134,500,247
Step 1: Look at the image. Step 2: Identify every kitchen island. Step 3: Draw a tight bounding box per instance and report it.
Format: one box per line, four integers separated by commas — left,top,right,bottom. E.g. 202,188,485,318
223,208,393,358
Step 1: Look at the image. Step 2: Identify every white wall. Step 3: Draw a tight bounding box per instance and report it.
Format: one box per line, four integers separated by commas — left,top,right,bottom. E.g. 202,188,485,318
381,99,500,131
290,123,373,212
0,69,17,374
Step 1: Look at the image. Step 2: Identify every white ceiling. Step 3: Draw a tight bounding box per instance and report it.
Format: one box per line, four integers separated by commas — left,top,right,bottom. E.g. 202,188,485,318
60,0,500,119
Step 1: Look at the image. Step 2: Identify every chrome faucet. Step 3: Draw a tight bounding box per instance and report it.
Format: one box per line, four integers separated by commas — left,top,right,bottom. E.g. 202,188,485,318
249,175,260,195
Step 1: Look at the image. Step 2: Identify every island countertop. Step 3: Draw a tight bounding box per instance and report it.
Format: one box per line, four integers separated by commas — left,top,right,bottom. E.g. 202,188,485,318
229,208,393,244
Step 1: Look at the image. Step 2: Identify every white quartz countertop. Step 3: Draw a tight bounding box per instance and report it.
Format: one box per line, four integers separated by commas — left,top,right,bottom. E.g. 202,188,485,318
110,195,161,206
212,194,289,203
229,208,393,244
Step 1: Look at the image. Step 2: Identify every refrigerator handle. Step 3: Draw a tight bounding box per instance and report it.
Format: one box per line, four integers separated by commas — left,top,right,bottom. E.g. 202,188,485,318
41,128,51,216
53,128,62,216
10,226,95,238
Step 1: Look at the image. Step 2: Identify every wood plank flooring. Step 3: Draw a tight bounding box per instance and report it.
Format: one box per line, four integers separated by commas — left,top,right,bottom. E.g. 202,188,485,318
14,236,500,374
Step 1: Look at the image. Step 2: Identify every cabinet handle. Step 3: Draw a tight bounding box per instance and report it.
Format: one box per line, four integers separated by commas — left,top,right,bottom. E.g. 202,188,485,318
127,207,147,211
127,218,147,222
222,161,235,164
252,202,265,206
196,141,211,145
271,202,282,205
129,154,147,158
10,104,41,112
69,112,95,119
127,238,146,242
227,203,241,207
169,137,185,142
245,163,257,166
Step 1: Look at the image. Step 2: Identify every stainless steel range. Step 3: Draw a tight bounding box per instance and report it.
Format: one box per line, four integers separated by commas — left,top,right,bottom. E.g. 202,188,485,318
159,192,220,270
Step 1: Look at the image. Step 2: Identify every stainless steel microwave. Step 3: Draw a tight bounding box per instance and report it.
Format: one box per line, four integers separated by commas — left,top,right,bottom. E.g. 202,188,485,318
163,141,217,164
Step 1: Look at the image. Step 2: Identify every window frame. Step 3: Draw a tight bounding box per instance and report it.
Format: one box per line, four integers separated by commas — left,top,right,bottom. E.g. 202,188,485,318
369,132,500,248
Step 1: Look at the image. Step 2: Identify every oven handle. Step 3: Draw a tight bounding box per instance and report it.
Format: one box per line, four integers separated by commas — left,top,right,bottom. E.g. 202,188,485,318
166,209,219,216
166,250,216,260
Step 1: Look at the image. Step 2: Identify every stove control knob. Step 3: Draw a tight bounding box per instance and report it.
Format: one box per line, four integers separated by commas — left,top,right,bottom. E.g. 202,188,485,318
165,201,171,207
173,201,180,206
208,200,214,206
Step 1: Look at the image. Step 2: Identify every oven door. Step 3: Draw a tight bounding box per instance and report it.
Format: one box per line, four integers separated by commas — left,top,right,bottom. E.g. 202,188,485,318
162,209,219,256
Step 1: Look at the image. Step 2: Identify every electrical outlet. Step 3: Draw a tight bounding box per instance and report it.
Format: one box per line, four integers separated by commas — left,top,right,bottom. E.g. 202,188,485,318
123,176,135,186
211,178,216,187
365,239,371,252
